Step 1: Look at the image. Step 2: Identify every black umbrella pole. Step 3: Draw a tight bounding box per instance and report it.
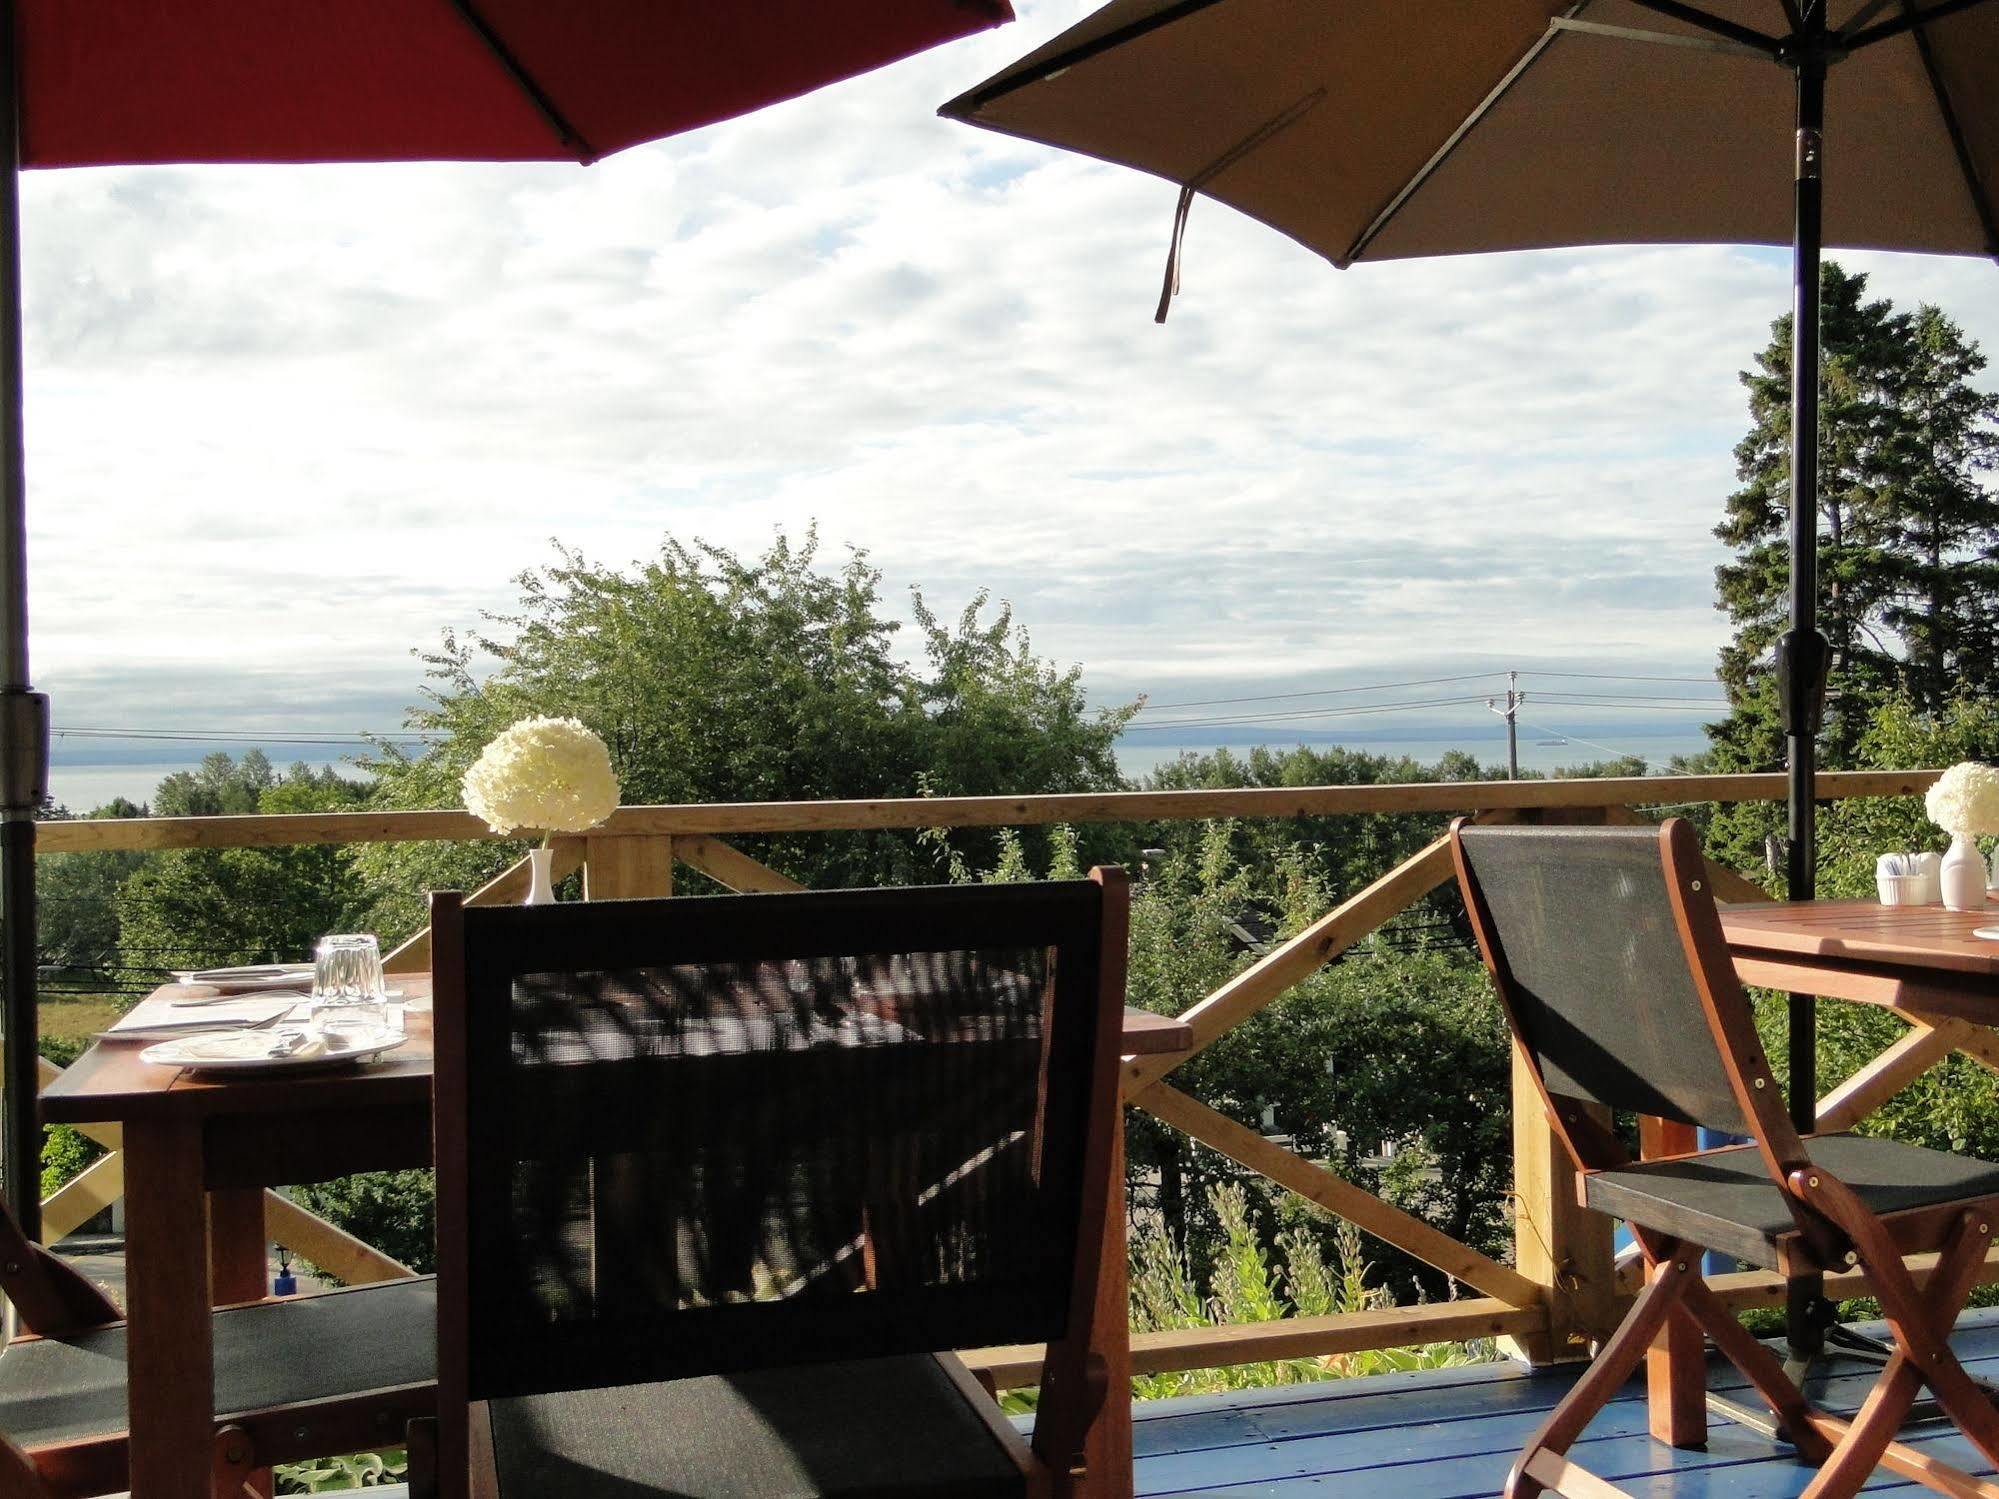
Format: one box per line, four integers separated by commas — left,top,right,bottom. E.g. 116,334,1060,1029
1784,54,1825,1138
1782,39,1830,1371
0,0,44,1244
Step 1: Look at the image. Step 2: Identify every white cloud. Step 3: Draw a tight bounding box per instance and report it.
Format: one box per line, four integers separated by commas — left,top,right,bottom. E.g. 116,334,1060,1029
16,0,1999,772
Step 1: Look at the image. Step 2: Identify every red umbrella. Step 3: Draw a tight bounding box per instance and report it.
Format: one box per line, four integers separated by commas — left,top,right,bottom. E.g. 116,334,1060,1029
0,0,1014,1235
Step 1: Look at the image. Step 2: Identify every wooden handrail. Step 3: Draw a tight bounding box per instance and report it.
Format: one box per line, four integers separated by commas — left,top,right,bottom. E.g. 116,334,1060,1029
29,767,1983,1388
33,769,1938,853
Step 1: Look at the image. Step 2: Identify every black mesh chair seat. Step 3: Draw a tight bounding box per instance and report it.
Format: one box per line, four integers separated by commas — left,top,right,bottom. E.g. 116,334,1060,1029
486,1354,1024,1499
1587,1133,1999,1271
0,1278,435,1450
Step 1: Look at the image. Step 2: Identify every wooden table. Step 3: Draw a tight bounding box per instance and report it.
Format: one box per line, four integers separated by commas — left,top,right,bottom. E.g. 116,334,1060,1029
41,982,1190,1499
1632,899,1999,1448
1722,898,1999,1023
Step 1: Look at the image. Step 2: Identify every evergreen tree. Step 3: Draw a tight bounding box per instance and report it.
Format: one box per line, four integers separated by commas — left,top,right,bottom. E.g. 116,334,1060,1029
1710,263,1999,772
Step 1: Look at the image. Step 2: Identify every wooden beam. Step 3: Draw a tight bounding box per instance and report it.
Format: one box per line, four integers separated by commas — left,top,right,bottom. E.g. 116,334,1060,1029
1816,1019,1960,1132
33,769,1938,853
39,1149,125,1242
1898,1009,1999,1074
1135,1080,1539,1308
1706,1244,1999,1313
583,832,672,899
961,1296,1545,1389
263,1194,417,1286
1124,833,1458,1094
674,835,805,893
1508,1051,1616,1364
383,838,585,974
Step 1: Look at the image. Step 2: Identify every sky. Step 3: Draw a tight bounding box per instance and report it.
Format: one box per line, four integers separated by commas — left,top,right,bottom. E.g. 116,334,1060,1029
18,0,1999,797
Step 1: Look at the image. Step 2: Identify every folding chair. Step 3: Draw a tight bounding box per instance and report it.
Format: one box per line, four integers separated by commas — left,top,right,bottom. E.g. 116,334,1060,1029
1453,817,1999,1499
0,1199,433,1496
420,869,1129,1499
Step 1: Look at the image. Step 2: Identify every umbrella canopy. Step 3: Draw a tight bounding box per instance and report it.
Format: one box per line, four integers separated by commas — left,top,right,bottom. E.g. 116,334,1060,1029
941,0,1995,1168
943,1,1994,276
20,1,1011,167
0,0,1014,1236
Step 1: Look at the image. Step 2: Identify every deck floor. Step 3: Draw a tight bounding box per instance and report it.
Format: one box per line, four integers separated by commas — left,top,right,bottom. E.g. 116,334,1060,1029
1132,1307,1999,1497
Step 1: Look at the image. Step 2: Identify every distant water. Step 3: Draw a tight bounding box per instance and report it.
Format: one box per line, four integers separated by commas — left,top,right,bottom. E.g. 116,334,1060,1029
1114,731,1710,782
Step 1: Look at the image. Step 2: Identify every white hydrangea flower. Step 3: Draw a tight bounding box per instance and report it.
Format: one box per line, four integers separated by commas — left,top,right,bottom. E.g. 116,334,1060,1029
1924,760,1999,836
461,717,621,836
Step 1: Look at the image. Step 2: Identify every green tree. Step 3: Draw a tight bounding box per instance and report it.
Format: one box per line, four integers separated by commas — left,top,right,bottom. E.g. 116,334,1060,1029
358,530,1136,934
117,759,373,972
1711,263,1999,776
38,798,149,986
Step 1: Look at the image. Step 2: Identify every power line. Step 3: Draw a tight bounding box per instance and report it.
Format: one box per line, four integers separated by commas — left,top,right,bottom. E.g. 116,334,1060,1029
51,726,440,745
1123,694,1500,733
1522,670,1718,684
1134,672,1504,713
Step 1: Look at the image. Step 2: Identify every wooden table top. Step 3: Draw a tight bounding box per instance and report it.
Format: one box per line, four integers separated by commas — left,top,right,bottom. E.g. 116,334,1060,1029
1719,898,1999,978
41,977,1193,1127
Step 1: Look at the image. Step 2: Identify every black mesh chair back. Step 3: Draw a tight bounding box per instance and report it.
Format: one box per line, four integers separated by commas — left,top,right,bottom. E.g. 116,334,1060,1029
1455,823,1750,1134
435,880,1118,1406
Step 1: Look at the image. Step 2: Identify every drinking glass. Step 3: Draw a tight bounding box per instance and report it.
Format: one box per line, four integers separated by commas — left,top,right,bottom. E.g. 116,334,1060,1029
311,933,389,1036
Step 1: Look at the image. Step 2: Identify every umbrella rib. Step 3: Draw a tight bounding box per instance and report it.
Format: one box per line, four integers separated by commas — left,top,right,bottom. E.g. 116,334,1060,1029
1895,0,1999,258
447,0,600,164
1842,0,1999,49
1342,20,1568,266
1622,0,1788,53
1551,16,1784,60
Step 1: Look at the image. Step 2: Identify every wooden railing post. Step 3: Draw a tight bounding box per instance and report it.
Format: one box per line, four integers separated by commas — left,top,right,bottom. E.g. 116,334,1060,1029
1506,1048,1616,1364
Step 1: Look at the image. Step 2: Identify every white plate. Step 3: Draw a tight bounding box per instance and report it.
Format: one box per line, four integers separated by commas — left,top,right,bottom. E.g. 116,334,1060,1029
140,1025,407,1073
172,965,315,994
1974,926,1999,941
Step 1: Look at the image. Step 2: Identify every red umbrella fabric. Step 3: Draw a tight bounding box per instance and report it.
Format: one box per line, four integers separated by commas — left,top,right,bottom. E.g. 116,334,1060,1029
18,0,1013,167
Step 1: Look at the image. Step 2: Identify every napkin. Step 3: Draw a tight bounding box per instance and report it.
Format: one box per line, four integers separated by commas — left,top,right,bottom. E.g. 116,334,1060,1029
108,993,300,1038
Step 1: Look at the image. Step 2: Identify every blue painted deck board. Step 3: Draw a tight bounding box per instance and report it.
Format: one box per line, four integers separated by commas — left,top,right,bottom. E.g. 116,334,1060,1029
1129,1307,1999,1498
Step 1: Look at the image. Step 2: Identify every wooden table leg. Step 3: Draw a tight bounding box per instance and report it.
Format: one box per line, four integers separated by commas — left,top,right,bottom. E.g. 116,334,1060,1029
208,1189,267,1305
1640,1116,1706,1448
1080,1109,1134,1499
208,1190,272,1497
124,1118,216,1499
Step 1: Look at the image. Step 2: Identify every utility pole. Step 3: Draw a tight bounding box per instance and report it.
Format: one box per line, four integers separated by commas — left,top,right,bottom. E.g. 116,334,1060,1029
1486,671,1523,779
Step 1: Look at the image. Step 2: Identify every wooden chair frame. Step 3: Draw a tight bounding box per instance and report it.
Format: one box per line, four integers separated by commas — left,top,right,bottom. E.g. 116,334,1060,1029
422,868,1130,1499
1453,816,1999,1499
0,1198,432,1499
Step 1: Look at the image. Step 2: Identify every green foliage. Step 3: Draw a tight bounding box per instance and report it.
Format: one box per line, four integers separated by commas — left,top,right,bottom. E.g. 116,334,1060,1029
1098,1183,1489,1405
38,796,148,995
1119,820,1510,1300
358,529,1135,934
1709,263,1999,779
41,1123,102,1202
287,1172,436,1278
116,758,374,971
38,1035,104,1201
274,1450,406,1492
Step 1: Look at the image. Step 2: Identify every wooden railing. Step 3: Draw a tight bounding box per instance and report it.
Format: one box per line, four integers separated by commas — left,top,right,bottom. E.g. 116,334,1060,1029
26,767,1969,1382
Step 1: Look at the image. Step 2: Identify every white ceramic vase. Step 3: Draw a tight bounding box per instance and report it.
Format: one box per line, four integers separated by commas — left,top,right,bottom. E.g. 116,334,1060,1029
524,845,557,906
1941,832,1986,912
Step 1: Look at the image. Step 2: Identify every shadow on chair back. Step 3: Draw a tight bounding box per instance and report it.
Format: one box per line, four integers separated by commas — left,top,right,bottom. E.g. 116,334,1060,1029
427,871,1129,1499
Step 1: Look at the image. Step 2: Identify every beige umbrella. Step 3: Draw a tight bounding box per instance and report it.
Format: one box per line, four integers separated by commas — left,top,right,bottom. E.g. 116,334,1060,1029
943,0,1996,1123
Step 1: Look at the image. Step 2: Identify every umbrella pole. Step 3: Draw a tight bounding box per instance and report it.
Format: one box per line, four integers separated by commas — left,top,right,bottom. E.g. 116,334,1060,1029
0,0,47,1244
1780,17,1832,1370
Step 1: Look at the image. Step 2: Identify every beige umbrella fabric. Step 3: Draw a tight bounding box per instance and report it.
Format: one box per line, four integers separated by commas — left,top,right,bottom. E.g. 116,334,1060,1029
943,0,1995,295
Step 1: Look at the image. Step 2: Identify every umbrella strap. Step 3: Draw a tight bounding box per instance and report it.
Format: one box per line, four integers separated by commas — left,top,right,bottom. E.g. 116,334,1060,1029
1155,88,1326,323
